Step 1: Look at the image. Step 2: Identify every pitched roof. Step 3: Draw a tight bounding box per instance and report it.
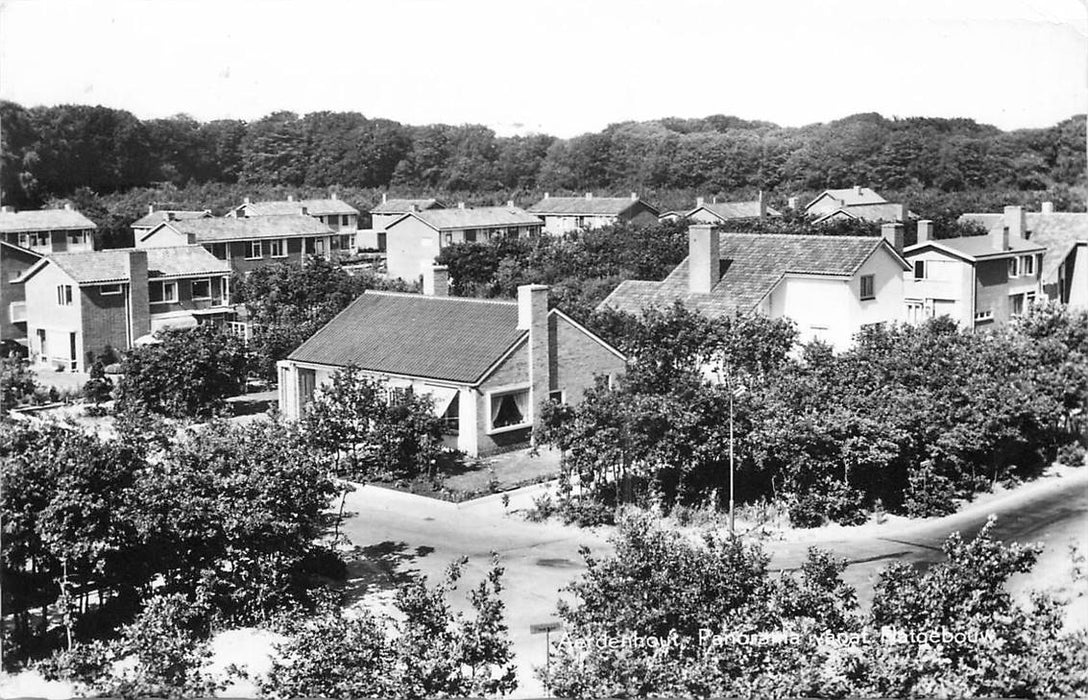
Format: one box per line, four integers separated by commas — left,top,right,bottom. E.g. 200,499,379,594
370,198,446,214
601,232,904,317
813,202,911,224
147,214,332,243
526,196,659,217
690,201,783,220
288,292,527,384
804,187,886,211
131,210,212,228
390,206,542,231
905,233,1045,262
960,212,1088,280
25,246,230,285
0,240,44,260
238,198,359,217
0,209,97,232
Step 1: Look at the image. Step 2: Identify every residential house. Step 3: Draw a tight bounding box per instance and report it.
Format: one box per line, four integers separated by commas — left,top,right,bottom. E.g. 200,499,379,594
1,242,43,346
601,224,911,350
0,205,97,254
526,193,659,235
902,207,1045,327
135,214,337,274
228,194,359,250
19,247,234,372
369,196,447,232
278,268,626,457
130,206,211,240
959,202,1087,310
685,195,782,224
384,204,543,281
803,186,912,224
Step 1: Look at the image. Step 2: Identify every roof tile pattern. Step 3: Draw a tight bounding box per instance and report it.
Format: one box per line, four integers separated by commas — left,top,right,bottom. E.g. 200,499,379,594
288,292,527,383
370,198,445,214
131,210,211,228
241,198,359,216
43,246,230,284
0,209,97,232
527,196,654,217
693,201,783,219
601,232,892,317
960,212,1088,279
155,214,332,242
396,206,542,231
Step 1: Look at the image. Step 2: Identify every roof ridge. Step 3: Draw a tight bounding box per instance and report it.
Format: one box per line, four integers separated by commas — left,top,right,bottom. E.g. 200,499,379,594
366,290,518,306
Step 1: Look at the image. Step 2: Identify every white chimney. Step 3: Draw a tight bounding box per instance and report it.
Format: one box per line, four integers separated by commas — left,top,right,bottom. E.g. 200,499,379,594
1041,201,1054,214
788,196,798,210
244,196,251,205
630,192,638,201
148,204,155,214
457,202,465,209
882,223,904,253
382,193,388,203
287,194,294,202
584,193,593,200
854,185,862,196
0,205,13,214
507,200,515,207
688,224,720,294
517,283,551,432
165,211,176,222
1000,205,1025,248
696,197,705,207
917,220,934,244
331,192,338,201
758,191,767,218
422,265,450,296
64,203,72,211
544,192,549,199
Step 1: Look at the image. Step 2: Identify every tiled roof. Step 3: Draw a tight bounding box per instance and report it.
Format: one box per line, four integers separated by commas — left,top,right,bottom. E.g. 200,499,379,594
288,292,526,384
36,246,230,284
154,214,332,242
600,232,898,317
0,209,97,232
241,198,359,216
130,210,211,228
805,187,886,211
960,212,1088,280
814,202,910,223
906,234,1045,262
526,196,657,217
370,198,445,214
691,201,783,220
394,206,542,231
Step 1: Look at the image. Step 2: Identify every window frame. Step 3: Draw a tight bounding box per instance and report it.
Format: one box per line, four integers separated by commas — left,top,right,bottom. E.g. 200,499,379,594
1009,293,1024,317
191,278,211,300
56,284,73,306
99,283,122,296
245,240,263,260
859,274,876,301
1021,254,1035,276
913,261,926,279
1007,257,1019,278
485,385,532,435
268,238,287,258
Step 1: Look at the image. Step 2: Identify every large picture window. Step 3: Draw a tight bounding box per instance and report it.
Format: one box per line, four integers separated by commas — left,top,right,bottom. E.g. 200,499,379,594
488,388,530,433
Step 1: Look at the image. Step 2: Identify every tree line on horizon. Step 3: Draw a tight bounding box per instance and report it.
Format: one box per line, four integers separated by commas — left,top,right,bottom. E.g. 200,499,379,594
1,100,1084,210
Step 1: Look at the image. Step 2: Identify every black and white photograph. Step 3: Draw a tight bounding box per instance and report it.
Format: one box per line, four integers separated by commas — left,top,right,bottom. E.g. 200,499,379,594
1,0,1086,697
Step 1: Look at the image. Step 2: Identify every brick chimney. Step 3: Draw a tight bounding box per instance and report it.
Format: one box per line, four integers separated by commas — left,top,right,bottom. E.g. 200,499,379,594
422,265,450,296
517,284,551,432
244,196,251,205
688,224,720,294
996,205,1025,250
300,206,309,216
758,190,767,218
126,251,150,344
1041,201,1054,214
917,220,934,244
164,211,176,222
882,223,904,253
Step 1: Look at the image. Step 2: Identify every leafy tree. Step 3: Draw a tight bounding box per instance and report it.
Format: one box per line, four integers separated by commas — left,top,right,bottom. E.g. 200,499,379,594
1,355,37,411
260,557,518,699
82,361,113,405
116,325,249,419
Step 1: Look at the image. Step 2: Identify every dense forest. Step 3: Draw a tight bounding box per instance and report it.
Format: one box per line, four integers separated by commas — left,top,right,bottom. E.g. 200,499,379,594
2,101,1084,215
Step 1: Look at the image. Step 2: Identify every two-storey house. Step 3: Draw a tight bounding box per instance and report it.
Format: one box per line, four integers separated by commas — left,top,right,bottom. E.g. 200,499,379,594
902,207,1044,327
0,205,97,254
1,242,43,346
135,214,337,274
363,196,447,251
278,267,626,457
227,194,359,251
384,204,543,281
803,186,912,224
960,202,1087,310
526,193,659,235
130,206,212,240
601,223,910,351
18,247,233,372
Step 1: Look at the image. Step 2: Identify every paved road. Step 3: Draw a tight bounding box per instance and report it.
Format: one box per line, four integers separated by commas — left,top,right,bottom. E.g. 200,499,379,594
338,468,1088,697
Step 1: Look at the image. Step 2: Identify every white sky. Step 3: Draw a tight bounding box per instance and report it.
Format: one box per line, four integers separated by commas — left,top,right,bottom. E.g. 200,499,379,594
1,0,1085,137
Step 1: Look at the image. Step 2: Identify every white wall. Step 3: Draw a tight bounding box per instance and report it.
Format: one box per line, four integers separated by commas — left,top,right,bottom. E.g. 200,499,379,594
25,264,83,368
385,217,440,281
768,275,853,350
903,248,974,326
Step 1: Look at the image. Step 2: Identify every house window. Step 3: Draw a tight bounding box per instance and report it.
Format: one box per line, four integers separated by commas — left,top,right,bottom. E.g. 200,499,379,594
444,231,454,245
245,241,263,259
1008,257,1019,277
1026,291,1036,307
21,232,49,249
227,321,251,342
99,284,121,296
211,243,228,260
548,390,565,404
575,216,586,228
1010,293,1024,316
859,274,875,301
269,239,286,258
341,215,350,227
315,238,326,256
440,396,460,435
56,285,73,306
465,229,477,243
150,281,177,304
1022,255,1035,276
905,299,924,323
488,388,530,433
913,261,926,279
975,310,994,322
191,279,211,300
67,231,87,246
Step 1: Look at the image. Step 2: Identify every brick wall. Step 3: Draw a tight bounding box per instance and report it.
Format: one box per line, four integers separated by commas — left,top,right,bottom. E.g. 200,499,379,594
81,285,130,367
550,313,626,404
976,258,1011,324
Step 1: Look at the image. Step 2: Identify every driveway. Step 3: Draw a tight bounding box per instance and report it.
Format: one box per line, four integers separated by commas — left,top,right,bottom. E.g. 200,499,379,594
338,468,1088,697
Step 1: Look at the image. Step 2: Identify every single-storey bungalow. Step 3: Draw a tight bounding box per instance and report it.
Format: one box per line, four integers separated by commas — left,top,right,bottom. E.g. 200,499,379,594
527,193,659,235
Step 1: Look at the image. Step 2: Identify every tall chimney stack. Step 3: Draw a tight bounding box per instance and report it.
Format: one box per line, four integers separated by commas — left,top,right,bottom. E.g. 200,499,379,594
584,192,593,200
758,190,767,218
287,194,294,202
126,250,150,343
998,205,1025,249
630,192,638,201
517,284,551,433
148,204,155,214
916,220,934,244
788,196,798,210
382,193,388,203
696,196,705,208
688,224,720,294
422,264,450,297
882,223,904,253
